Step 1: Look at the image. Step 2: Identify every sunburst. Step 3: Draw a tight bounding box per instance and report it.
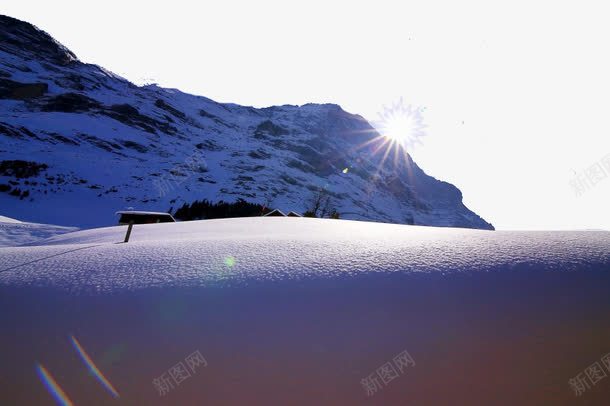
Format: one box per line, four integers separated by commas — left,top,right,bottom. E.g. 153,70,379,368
374,98,426,151
335,98,427,193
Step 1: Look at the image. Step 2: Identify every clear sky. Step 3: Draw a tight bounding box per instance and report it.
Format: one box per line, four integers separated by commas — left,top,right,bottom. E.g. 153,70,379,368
4,1,609,230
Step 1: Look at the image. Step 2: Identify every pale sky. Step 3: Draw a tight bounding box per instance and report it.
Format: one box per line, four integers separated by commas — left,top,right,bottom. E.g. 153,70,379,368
4,0,609,230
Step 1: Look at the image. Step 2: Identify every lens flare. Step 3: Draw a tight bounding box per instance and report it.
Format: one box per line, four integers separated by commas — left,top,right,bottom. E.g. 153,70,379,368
340,98,427,193
224,256,236,268
70,336,120,398
36,364,74,406
374,98,426,150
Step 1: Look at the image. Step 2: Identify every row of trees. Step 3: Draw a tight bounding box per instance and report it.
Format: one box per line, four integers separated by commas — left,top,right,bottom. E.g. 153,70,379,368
173,199,270,221
172,189,340,221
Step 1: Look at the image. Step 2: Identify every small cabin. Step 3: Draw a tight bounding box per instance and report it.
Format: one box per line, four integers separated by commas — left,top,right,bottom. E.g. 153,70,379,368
287,211,302,217
116,211,176,225
263,209,287,217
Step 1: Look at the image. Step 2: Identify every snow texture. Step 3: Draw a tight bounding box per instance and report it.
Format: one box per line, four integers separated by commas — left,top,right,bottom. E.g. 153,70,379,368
0,217,607,294
0,214,77,247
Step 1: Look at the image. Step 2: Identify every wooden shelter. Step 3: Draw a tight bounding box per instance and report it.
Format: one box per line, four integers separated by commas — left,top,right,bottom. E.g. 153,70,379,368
116,210,176,225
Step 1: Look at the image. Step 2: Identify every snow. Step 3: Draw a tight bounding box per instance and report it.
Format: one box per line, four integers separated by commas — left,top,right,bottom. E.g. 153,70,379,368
1,16,609,406
0,215,21,223
1,217,607,293
0,218,609,405
0,215,78,247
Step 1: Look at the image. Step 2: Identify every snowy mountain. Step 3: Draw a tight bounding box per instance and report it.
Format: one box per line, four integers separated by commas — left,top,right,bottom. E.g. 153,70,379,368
0,15,494,230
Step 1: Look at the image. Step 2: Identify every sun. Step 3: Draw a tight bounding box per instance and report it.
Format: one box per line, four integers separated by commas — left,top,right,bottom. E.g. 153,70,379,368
348,98,427,173
384,114,419,142
375,99,426,150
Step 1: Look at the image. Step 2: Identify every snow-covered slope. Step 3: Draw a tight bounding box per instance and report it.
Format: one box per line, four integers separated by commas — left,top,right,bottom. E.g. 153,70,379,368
0,214,20,223
1,217,606,293
0,15,493,230
0,213,77,247
0,218,609,405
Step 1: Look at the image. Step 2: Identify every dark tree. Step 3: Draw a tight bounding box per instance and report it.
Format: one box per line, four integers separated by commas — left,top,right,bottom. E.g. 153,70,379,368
305,188,339,219
173,198,271,221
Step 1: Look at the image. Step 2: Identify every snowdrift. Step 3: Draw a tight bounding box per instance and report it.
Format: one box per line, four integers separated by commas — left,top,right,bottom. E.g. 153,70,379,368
0,218,609,405
0,215,77,247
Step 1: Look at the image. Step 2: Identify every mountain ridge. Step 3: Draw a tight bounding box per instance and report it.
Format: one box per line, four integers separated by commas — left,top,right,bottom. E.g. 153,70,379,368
0,15,494,230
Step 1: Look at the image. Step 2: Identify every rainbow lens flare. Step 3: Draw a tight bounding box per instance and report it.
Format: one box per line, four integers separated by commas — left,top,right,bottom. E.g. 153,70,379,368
36,364,74,406
70,335,120,398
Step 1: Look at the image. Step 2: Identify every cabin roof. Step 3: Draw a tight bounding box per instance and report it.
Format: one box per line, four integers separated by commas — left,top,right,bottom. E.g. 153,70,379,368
263,209,287,217
115,211,173,216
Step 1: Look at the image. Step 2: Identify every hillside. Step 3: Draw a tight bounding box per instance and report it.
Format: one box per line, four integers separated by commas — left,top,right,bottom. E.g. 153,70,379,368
0,15,493,230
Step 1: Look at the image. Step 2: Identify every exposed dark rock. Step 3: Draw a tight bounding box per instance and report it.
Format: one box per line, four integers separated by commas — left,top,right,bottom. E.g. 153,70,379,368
0,122,24,138
198,109,218,119
195,140,223,151
118,139,149,153
0,15,78,65
254,120,289,138
0,78,48,100
199,109,236,128
385,177,414,201
234,164,265,172
40,63,61,73
234,175,255,182
155,99,186,120
77,133,123,153
248,149,271,159
0,122,44,141
45,132,79,145
0,160,48,178
105,103,177,135
287,159,315,174
53,73,86,91
109,103,139,116
17,126,42,140
41,92,101,113
280,174,300,186
281,143,342,176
